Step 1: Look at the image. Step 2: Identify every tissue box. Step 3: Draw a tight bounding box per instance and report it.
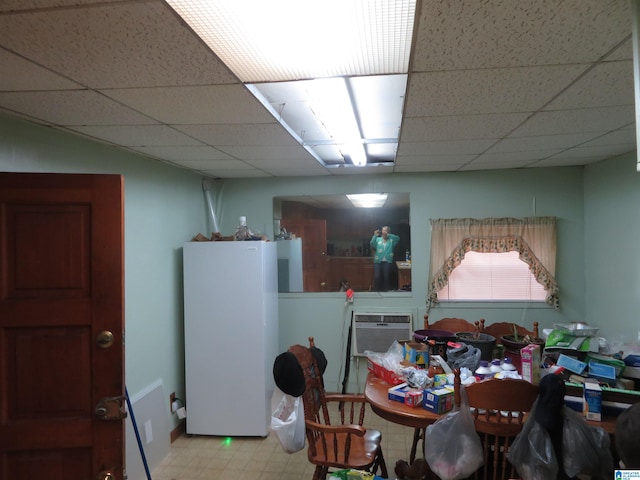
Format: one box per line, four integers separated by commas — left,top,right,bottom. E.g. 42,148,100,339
521,344,541,385
422,386,454,414
388,383,423,407
556,354,587,375
583,381,602,421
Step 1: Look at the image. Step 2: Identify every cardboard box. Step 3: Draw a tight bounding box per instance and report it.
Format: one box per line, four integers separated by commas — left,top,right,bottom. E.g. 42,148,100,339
367,358,404,385
422,386,454,414
388,383,423,407
403,341,429,365
583,381,602,421
520,344,541,385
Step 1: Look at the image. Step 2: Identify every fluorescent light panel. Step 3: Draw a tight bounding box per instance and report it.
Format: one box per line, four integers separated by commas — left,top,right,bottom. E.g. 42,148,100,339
166,0,416,167
166,0,416,83
347,193,388,208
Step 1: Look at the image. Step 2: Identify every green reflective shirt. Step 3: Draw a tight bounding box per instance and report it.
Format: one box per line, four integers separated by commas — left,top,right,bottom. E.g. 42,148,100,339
370,233,400,263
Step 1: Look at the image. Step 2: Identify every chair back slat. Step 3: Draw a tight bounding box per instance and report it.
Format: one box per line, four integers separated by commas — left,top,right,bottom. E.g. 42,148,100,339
461,377,539,480
287,338,387,480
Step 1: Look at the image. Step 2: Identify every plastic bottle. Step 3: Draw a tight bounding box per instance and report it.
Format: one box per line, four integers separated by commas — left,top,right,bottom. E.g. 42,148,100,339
405,249,411,262
490,359,503,374
501,357,517,371
475,360,491,380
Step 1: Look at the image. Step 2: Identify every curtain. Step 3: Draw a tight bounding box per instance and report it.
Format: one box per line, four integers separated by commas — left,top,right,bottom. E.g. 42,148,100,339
428,217,558,309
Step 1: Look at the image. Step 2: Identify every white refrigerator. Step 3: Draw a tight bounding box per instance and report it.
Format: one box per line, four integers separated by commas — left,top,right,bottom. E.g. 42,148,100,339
183,241,279,436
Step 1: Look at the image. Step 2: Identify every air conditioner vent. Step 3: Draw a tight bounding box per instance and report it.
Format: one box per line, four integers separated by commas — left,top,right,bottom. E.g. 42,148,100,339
352,312,413,356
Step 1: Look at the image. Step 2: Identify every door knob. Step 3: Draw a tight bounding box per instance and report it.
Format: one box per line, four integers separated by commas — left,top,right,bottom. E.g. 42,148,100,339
96,330,115,349
96,470,114,480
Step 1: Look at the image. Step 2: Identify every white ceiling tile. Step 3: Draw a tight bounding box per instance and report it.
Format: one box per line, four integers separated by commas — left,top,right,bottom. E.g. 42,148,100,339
199,169,271,179
512,106,635,137
0,2,238,89
545,61,634,110
260,168,331,177
398,139,495,156
167,159,250,170
70,125,202,146
580,129,636,147
103,85,274,124
0,49,82,91
471,149,563,166
395,154,475,166
130,146,235,162
400,114,528,142
394,164,464,173
488,133,601,153
0,1,107,11
412,0,631,72
174,124,299,147
405,65,587,117
0,90,157,125
220,145,317,162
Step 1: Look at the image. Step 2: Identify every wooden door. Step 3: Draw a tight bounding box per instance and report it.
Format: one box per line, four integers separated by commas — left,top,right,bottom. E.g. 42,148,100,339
281,219,329,292
0,173,125,480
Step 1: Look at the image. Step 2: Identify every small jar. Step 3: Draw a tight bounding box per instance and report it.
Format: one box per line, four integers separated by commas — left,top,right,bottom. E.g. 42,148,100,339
501,357,517,371
490,359,503,373
475,360,491,380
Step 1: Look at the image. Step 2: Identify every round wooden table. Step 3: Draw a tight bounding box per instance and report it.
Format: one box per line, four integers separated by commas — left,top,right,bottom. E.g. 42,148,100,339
364,374,442,462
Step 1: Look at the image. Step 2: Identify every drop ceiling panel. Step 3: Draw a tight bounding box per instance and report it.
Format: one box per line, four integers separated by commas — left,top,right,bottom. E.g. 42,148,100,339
130,146,235,162
166,159,251,170
261,168,331,177
0,90,157,125
487,133,601,154
400,114,529,142
0,49,82,91
543,61,634,110
0,0,635,178
395,154,475,166
103,85,274,125
220,145,317,162
0,2,238,89
412,0,631,72
69,125,204,147
398,139,495,156
174,124,300,147
405,65,588,117
512,106,635,137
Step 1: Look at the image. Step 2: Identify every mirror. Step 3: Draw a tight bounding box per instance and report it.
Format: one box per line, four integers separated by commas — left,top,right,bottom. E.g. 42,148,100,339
274,193,411,293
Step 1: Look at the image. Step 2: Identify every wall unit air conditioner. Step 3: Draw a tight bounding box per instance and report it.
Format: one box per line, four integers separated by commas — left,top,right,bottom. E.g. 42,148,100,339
352,312,413,356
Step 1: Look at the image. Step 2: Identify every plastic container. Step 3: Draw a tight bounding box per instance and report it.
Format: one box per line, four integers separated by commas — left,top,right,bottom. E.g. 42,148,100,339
475,360,491,380
501,357,517,371
490,359,503,373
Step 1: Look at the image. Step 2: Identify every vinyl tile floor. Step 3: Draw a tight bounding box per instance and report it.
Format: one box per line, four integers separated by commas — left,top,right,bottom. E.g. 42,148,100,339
152,403,417,480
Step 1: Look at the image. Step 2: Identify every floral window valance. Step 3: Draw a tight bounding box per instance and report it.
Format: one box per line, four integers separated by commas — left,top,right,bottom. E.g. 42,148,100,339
428,217,559,309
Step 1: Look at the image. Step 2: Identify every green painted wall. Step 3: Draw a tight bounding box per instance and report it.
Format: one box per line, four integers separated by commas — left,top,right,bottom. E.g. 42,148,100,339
3,112,638,409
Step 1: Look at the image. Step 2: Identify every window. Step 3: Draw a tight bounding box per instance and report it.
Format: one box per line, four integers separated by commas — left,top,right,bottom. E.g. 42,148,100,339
437,251,547,301
428,217,558,309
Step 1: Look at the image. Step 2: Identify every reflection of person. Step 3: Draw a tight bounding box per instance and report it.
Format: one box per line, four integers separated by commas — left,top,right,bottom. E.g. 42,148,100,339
370,226,400,291
616,402,640,468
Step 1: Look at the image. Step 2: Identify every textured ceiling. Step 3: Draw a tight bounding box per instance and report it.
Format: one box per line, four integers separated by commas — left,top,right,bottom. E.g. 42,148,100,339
0,0,634,178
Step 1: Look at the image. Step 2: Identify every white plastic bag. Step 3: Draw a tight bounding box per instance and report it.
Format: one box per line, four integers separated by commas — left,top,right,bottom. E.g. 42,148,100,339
270,389,305,453
424,387,484,480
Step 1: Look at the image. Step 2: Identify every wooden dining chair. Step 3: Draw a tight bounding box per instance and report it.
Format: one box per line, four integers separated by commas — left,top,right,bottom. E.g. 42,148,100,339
288,337,387,480
423,314,484,334
454,373,539,480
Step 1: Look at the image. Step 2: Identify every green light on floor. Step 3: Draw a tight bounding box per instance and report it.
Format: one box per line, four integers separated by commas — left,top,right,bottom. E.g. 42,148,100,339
223,437,232,447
